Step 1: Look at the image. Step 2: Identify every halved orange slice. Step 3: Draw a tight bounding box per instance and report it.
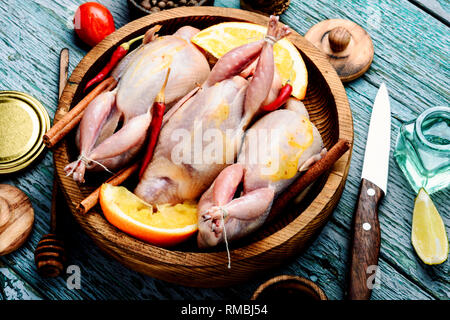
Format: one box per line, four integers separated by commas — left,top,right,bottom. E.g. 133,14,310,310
99,184,198,247
191,22,308,99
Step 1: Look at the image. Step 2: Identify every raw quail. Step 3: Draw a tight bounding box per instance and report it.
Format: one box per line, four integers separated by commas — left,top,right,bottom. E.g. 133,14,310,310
65,26,210,183
197,98,326,247
135,16,290,205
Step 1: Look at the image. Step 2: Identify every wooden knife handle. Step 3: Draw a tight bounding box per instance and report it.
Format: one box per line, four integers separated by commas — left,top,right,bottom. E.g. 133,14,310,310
347,178,383,300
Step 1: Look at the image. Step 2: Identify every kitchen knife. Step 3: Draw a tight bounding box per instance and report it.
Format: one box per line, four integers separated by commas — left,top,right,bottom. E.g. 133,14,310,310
347,83,391,300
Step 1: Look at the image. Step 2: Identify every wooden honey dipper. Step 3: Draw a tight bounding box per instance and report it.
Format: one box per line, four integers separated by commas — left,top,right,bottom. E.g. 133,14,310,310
34,48,69,277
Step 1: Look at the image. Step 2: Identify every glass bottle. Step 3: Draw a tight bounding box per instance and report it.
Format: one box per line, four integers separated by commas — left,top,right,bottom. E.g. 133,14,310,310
394,106,450,194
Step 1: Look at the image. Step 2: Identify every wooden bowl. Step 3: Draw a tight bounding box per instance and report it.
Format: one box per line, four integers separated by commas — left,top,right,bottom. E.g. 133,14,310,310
54,7,353,287
251,275,328,300
127,0,214,19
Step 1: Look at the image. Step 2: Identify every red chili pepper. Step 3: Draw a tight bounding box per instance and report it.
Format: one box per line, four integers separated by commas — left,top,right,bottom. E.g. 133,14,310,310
139,69,171,179
139,102,165,179
260,83,293,112
83,35,144,92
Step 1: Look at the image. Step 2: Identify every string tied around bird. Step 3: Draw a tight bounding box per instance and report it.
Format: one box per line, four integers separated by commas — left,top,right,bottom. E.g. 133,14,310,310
264,35,277,45
219,206,231,269
204,205,231,269
66,154,114,178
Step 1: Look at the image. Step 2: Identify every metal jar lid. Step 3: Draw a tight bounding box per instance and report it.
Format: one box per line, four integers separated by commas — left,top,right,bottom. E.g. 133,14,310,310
0,91,50,174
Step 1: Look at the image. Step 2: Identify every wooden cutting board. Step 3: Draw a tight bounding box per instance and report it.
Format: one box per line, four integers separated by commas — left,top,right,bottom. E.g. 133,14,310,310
0,184,34,255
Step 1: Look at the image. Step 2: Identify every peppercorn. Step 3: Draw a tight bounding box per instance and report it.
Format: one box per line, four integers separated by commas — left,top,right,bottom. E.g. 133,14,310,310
140,0,203,12
141,0,151,10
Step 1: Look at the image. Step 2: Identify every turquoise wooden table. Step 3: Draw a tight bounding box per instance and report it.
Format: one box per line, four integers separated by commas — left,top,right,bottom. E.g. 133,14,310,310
0,0,449,300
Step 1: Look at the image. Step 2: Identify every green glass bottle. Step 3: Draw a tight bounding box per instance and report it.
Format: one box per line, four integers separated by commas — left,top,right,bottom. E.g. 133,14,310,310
394,106,450,194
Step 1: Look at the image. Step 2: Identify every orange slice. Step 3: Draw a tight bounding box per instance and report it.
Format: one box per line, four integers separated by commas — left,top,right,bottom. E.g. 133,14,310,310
191,22,308,99
99,184,198,247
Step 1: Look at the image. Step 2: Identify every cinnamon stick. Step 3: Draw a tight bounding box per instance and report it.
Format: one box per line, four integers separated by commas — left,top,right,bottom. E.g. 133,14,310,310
76,161,140,214
44,76,117,148
267,139,351,222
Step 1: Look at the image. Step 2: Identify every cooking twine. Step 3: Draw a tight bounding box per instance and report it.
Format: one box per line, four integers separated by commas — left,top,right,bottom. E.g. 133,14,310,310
219,207,231,269
66,154,114,177
264,35,277,45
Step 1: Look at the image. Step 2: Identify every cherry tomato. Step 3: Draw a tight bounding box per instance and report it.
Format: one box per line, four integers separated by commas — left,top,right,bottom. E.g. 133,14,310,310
73,2,115,47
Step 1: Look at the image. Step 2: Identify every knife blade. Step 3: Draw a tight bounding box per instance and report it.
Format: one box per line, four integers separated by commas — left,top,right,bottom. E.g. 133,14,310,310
361,83,391,193
347,83,391,300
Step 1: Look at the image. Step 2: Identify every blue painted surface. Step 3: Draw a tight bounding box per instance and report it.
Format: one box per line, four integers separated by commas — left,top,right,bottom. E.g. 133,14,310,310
0,0,448,300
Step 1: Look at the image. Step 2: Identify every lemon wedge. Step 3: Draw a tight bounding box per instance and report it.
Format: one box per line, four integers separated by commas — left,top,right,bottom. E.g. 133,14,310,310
411,188,448,265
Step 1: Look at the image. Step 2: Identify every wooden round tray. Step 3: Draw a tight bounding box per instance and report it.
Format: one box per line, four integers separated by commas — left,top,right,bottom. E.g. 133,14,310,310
53,7,353,287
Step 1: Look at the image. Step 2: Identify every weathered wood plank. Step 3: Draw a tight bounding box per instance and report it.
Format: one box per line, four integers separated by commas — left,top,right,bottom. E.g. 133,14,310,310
274,219,435,300
333,82,450,300
408,0,450,26
283,0,449,117
1,210,434,300
283,0,449,299
0,0,448,300
217,0,450,299
0,263,42,300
